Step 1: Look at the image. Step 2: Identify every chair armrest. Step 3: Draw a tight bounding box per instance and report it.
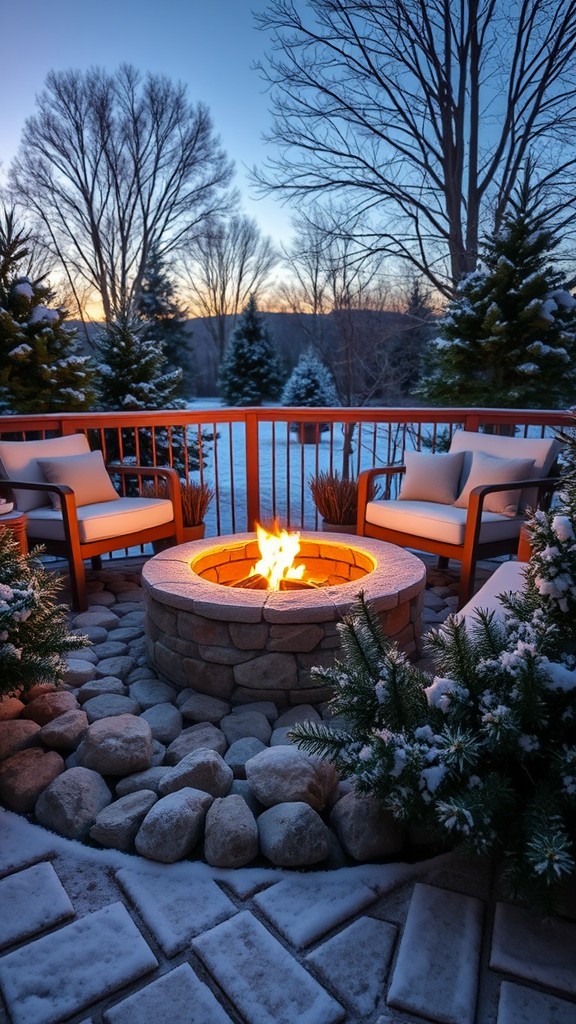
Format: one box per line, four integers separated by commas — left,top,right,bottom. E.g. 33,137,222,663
356,465,405,533
463,475,561,560
0,478,83,546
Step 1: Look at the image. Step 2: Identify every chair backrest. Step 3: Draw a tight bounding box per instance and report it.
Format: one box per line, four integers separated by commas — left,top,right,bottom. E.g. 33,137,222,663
0,434,90,512
448,429,561,509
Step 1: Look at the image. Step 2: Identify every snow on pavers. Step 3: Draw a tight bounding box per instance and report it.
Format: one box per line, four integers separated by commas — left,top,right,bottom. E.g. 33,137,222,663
103,963,234,1024
497,981,576,1024
0,902,158,1024
116,866,237,956
306,916,397,1018
192,910,345,1024
253,872,378,947
0,807,58,875
490,902,576,996
387,882,484,1024
0,862,74,950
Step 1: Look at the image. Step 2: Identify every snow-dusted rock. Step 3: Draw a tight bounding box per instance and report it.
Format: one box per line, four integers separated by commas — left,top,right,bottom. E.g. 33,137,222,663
158,749,233,798
135,788,213,862
76,677,128,704
128,679,177,709
90,790,158,850
35,766,112,838
204,794,259,868
21,691,80,726
75,714,152,775
258,802,329,867
140,703,183,744
220,710,272,745
0,747,65,812
0,719,40,761
82,694,141,723
224,737,267,778
61,659,97,686
179,691,231,724
165,723,227,765
39,710,89,750
94,655,135,680
330,791,405,860
115,766,172,796
245,746,338,810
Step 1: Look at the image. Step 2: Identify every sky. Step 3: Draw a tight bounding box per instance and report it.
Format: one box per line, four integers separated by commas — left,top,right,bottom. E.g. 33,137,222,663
0,0,296,250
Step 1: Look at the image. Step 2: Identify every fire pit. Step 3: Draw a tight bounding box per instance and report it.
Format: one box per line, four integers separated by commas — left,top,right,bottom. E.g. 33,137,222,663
142,531,426,705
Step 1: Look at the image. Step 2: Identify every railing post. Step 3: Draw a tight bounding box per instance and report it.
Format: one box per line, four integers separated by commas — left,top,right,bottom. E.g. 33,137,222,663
245,411,260,530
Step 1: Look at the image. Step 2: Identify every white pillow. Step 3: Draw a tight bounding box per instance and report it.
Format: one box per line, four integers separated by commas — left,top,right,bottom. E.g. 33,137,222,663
0,433,90,512
398,450,465,505
454,451,535,517
37,451,119,510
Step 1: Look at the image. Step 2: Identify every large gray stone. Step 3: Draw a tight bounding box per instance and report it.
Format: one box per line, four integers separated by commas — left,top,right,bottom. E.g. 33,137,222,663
204,794,259,868
257,802,329,867
330,791,405,861
95,655,135,680
245,746,338,810
115,766,172,796
225,737,267,779
0,747,65,812
135,788,213,862
21,691,80,726
179,692,231,724
159,749,233,798
39,710,89,750
35,766,112,838
220,710,272,745
165,723,227,765
140,703,183,744
128,679,177,709
76,678,128,704
82,693,141,723
76,714,152,775
0,720,40,761
90,790,158,850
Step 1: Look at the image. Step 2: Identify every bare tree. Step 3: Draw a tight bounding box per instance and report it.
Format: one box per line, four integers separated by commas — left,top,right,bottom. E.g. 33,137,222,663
9,65,233,321
182,214,279,359
255,0,576,294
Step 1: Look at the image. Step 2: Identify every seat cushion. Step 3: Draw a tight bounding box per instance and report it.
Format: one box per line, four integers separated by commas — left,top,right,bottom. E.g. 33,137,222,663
453,451,535,516
37,450,120,510
398,450,465,504
449,429,560,509
26,497,174,545
0,434,90,512
365,499,523,546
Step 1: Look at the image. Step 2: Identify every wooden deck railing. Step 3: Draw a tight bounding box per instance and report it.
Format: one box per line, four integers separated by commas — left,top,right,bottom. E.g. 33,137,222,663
0,406,573,538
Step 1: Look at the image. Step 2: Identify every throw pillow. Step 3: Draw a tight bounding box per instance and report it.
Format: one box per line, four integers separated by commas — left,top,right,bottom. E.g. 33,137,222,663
37,451,119,510
398,450,465,505
454,451,535,517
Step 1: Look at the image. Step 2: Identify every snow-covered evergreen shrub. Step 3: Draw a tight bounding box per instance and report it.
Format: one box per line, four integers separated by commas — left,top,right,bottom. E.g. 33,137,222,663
293,418,576,907
0,532,86,697
219,295,284,406
282,348,338,407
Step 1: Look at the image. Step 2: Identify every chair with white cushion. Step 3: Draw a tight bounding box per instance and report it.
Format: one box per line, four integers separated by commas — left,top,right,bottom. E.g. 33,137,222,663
0,433,183,611
356,429,560,608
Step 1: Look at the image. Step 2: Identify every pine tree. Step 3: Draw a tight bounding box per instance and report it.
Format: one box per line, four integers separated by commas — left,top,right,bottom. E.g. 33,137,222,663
138,245,196,399
419,170,576,408
281,348,339,406
219,295,284,405
95,314,183,412
0,208,95,414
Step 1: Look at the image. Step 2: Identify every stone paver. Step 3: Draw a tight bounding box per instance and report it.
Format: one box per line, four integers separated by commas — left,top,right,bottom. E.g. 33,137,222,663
387,883,484,1024
192,910,345,1024
497,981,576,1024
253,873,378,947
0,862,74,950
0,902,157,1024
103,963,234,1024
116,866,237,956
490,902,576,996
306,916,397,1018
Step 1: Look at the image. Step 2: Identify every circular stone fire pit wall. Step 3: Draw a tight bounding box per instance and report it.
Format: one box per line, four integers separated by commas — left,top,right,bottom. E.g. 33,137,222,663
142,532,426,705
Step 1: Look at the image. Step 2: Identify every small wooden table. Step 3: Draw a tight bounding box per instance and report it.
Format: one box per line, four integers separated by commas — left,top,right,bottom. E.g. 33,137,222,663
0,511,28,555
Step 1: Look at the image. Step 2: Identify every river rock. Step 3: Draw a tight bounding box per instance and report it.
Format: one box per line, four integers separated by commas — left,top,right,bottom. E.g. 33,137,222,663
224,737,267,779
35,766,112,839
158,749,233,798
75,714,152,775
179,692,231,724
128,679,177,709
220,711,272,745
21,691,80,726
39,710,89,750
90,790,158,850
165,723,227,765
115,766,172,796
257,802,329,867
245,746,338,810
135,788,213,862
140,703,183,744
330,791,405,860
82,694,141,723
0,747,65,812
0,720,40,761
204,794,259,868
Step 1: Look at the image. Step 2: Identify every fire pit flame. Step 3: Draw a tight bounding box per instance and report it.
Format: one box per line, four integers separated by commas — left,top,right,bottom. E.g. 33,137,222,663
248,522,306,591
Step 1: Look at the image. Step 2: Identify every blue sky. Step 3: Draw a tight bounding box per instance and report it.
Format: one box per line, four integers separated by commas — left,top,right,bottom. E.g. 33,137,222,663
0,0,295,248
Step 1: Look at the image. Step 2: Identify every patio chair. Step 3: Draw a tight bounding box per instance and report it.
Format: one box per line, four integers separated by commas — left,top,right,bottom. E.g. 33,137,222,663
0,433,184,612
356,429,561,608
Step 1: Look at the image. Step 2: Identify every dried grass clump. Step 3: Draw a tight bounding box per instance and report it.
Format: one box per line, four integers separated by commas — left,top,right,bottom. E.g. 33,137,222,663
309,471,358,525
144,478,214,526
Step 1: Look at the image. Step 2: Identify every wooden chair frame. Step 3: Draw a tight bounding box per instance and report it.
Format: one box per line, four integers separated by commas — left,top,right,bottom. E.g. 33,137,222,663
356,465,559,608
0,465,183,612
